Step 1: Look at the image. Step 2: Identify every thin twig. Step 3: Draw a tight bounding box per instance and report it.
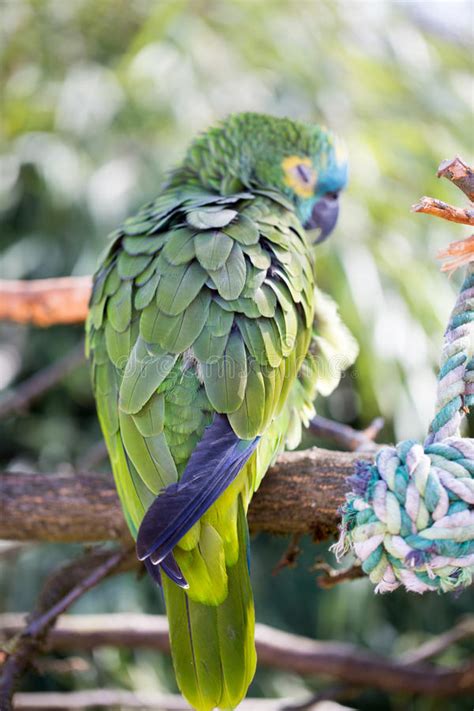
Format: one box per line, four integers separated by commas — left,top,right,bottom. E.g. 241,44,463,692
411,196,474,225
0,342,85,419
309,415,384,452
311,560,365,589
272,534,302,575
437,156,474,202
400,616,474,665
0,546,134,711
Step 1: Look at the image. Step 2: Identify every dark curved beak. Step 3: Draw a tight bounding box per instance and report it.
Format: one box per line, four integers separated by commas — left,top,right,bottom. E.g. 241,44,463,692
304,194,340,244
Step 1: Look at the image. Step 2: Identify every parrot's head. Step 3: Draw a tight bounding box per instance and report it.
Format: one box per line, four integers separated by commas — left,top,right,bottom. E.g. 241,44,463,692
181,112,348,243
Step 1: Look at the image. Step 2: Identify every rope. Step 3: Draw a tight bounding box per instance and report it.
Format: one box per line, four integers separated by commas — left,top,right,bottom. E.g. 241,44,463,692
334,264,474,593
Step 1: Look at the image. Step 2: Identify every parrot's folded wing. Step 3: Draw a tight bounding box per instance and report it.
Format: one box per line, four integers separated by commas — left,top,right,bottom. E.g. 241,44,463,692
136,414,259,566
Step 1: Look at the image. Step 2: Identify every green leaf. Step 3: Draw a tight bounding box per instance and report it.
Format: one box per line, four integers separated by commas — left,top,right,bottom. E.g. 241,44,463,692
161,228,196,265
208,243,246,300
106,279,132,332
223,213,259,245
156,261,208,316
186,208,237,230
119,337,177,414
203,331,247,413
140,290,211,352
195,230,233,270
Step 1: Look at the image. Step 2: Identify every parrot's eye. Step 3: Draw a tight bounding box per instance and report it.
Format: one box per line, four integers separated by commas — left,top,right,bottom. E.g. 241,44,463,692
296,164,314,184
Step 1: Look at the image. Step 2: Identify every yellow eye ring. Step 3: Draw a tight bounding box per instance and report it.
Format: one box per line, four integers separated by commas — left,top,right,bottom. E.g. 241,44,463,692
282,155,317,198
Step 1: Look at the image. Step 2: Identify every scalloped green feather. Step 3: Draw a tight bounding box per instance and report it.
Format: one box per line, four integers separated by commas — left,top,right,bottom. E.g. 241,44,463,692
228,365,265,438
140,290,211,353
123,234,165,256
134,272,160,310
155,261,208,316
119,337,177,414
132,392,165,437
118,252,152,280
186,208,237,230
195,230,234,270
104,321,131,367
203,331,247,413
119,410,177,492
193,325,229,363
208,300,234,337
161,228,196,266
223,213,259,245
208,243,246,300
235,316,267,365
104,266,121,296
258,319,282,367
106,279,132,332
240,242,271,270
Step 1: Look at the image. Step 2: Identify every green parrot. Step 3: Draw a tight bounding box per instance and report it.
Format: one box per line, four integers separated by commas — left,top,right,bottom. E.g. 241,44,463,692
86,113,357,710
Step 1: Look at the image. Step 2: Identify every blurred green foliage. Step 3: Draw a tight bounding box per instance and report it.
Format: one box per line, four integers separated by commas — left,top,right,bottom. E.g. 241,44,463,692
0,1,472,708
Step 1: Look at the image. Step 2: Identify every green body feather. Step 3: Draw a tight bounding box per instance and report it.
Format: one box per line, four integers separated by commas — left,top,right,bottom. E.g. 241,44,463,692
87,113,356,711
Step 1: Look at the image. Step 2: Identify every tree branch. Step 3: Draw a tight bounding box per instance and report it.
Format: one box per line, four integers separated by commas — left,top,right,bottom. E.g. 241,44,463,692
411,197,474,225
0,342,85,419
12,690,328,711
0,547,135,711
0,277,91,327
1,614,473,697
309,415,383,452
0,448,369,544
437,156,474,202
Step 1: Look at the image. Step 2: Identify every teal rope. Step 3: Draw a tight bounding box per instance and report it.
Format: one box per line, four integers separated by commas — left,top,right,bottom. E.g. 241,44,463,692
334,264,474,593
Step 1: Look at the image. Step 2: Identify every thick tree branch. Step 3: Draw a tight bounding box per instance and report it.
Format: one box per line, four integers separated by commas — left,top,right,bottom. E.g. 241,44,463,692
0,449,368,544
1,614,473,697
0,277,91,327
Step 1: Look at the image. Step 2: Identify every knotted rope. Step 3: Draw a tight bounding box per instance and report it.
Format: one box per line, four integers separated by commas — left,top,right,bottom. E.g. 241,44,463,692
334,264,474,593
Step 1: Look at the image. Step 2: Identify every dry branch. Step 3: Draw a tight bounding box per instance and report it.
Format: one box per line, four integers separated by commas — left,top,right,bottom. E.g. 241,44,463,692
438,156,474,202
309,415,383,452
411,196,474,225
0,448,369,544
1,614,473,697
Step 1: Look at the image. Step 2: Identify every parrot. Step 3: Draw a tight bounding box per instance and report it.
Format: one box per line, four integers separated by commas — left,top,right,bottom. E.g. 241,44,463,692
86,112,358,711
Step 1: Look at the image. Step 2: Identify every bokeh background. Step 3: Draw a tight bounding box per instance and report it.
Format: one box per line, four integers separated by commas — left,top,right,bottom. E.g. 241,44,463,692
0,0,473,708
